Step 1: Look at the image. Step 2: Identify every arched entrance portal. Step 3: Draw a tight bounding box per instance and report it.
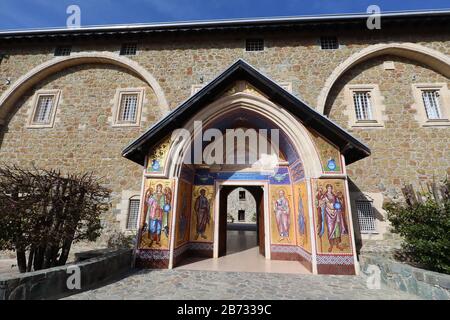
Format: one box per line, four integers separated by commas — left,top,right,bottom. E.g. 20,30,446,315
164,98,318,273
124,60,371,275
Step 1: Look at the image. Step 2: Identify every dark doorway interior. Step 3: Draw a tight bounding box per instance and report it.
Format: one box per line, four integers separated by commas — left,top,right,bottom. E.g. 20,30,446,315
218,185,265,257
238,210,245,221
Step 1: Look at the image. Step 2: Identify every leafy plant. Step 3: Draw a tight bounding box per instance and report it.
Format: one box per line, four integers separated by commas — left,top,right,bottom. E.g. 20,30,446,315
0,165,110,273
385,178,450,274
107,231,135,249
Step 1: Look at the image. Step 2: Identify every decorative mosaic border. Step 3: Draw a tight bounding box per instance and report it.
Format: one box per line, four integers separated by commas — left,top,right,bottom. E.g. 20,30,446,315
316,254,354,265
173,242,214,258
173,242,190,258
137,249,170,260
189,242,214,251
271,245,312,262
289,160,305,183
193,167,292,186
139,242,214,262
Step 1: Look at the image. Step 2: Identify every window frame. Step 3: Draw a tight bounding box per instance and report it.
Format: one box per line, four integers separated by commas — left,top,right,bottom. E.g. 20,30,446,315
245,38,265,52
353,91,374,121
120,43,138,56
54,46,72,57
126,198,141,231
239,190,246,201
320,36,339,50
27,89,61,128
112,88,145,127
344,84,385,128
412,83,450,127
355,199,377,234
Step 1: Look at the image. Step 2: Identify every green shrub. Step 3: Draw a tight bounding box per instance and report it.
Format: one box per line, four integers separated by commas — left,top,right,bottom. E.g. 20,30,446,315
107,231,135,249
385,197,450,274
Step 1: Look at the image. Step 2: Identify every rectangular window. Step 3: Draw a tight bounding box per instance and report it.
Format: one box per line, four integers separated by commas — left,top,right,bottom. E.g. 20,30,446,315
422,90,442,120
238,210,245,222
120,43,137,56
353,91,373,121
118,94,138,123
239,191,246,200
356,201,376,233
28,90,61,128
245,39,264,52
113,88,144,127
54,46,72,56
33,95,55,124
320,36,339,50
126,199,140,230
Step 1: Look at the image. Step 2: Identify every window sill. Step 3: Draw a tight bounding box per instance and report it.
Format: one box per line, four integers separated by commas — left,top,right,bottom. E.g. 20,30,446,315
422,119,450,127
351,121,384,128
26,123,54,129
112,123,141,128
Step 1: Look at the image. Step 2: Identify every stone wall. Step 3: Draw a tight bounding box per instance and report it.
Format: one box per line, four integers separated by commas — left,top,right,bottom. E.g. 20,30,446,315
327,55,450,194
227,187,257,223
360,254,450,300
0,31,448,109
0,249,132,300
327,55,450,240
0,27,449,241
0,63,161,239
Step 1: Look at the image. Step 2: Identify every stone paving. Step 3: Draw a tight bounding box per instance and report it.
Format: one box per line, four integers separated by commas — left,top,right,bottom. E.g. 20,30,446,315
64,269,420,300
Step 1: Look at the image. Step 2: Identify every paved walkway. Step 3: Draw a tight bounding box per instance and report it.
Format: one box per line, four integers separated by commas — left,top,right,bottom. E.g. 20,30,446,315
64,269,420,300
177,248,309,274
177,230,310,274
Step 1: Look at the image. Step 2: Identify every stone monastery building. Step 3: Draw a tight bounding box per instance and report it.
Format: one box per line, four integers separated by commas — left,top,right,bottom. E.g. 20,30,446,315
0,10,449,274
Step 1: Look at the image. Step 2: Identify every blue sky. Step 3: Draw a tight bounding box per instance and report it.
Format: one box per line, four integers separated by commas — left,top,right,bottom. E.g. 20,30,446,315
0,0,449,31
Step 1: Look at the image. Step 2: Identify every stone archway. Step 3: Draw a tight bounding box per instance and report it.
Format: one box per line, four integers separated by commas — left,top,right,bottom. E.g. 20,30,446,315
316,43,450,114
0,52,169,125
130,60,368,275
165,93,323,270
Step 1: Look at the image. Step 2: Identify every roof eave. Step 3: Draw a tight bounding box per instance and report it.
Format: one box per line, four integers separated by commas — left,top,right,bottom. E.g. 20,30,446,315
1,9,449,38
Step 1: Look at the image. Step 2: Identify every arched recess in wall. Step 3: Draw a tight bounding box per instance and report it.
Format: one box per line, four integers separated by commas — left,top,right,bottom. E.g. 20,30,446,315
316,43,450,115
0,52,169,125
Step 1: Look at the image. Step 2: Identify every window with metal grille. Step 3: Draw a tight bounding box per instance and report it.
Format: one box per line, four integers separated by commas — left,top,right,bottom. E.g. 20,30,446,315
33,95,54,124
356,201,376,233
353,91,373,121
54,46,72,56
238,210,245,222
245,39,264,52
239,191,246,200
126,199,140,230
421,90,442,120
320,36,339,50
120,43,137,56
118,94,138,123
